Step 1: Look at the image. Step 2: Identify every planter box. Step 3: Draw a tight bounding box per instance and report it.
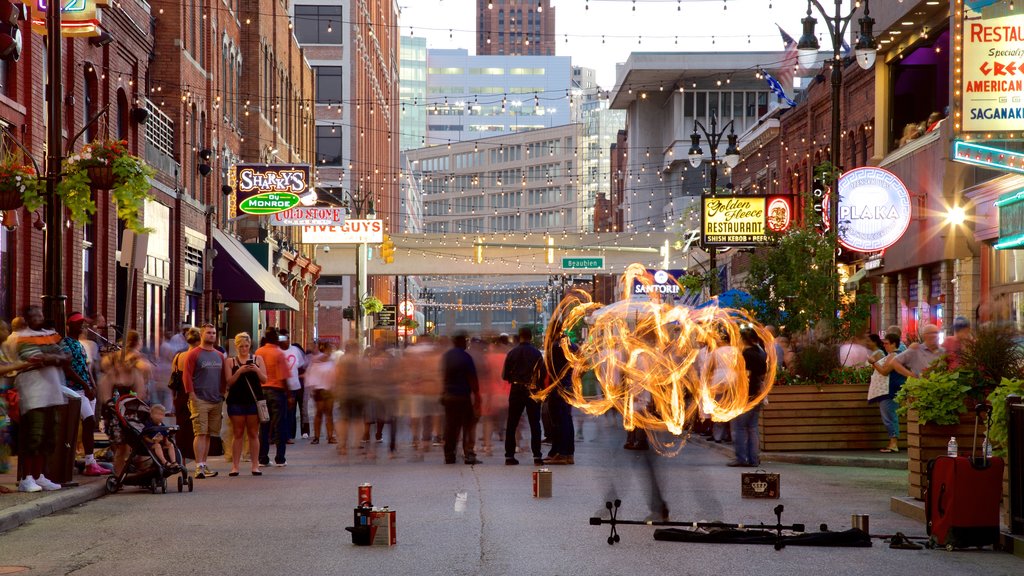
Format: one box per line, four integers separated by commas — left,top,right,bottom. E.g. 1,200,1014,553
760,383,906,452
905,409,978,501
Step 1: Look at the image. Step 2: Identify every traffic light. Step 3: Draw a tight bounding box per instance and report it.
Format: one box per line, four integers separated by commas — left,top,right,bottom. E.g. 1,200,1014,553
457,298,463,312
0,2,25,62
535,298,543,313
342,306,355,320
380,234,395,264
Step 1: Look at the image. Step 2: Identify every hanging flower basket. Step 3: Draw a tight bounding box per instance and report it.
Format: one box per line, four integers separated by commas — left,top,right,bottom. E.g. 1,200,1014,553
0,151,43,212
86,165,116,190
59,138,156,233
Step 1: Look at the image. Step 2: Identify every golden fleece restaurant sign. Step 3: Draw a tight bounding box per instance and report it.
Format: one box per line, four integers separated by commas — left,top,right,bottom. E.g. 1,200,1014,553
701,195,793,247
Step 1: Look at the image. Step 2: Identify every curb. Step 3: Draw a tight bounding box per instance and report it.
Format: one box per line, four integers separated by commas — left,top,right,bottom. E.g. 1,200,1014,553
0,482,107,534
691,436,907,470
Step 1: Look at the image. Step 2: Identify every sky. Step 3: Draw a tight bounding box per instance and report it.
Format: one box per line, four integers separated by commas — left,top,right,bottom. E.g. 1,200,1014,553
397,0,816,88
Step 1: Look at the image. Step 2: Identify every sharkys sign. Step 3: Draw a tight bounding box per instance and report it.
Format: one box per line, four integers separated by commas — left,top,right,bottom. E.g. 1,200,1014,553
230,164,311,216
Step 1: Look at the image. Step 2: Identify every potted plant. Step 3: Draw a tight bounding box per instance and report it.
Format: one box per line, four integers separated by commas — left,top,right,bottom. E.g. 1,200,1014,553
58,138,155,233
398,317,419,331
0,150,43,211
360,295,384,315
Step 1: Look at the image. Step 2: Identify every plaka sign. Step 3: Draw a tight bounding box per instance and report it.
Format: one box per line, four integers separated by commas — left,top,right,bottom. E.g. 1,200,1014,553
230,164,311,216
837,167,912,253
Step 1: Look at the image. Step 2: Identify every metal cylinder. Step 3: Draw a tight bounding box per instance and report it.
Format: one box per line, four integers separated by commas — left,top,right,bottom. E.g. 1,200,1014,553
851,514,869,534
358,483,373,508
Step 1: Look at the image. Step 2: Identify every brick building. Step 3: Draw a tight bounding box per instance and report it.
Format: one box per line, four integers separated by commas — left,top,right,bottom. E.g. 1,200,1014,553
476,0,555,56
0,2,318,352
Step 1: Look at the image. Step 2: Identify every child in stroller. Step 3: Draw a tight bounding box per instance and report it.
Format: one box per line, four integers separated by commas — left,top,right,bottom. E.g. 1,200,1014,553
142,404,180,472
106,394,192,494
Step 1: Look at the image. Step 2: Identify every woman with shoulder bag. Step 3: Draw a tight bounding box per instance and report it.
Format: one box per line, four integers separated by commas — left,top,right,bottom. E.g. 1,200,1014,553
223,333,267,476
867,333,903,453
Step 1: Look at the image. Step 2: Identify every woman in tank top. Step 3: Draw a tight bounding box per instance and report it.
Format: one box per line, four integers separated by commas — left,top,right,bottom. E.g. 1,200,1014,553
223,332,266,476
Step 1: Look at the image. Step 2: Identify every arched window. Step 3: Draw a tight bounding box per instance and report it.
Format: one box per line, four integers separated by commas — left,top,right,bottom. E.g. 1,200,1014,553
117,89,129,141
83,64,98,143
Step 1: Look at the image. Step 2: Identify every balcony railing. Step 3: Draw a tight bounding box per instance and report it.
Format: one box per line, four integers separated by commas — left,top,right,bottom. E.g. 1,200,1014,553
143,97,180,178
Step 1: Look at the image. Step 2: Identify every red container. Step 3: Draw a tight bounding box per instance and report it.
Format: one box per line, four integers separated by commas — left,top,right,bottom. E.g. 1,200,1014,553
359,483,373,507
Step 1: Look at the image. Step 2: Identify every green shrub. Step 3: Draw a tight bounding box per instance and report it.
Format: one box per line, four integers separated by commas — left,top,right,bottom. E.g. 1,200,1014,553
987,377,1024,456
895,370,971,425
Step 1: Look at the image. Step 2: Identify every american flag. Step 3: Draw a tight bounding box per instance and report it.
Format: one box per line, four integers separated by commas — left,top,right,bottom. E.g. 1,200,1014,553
776,24,798,102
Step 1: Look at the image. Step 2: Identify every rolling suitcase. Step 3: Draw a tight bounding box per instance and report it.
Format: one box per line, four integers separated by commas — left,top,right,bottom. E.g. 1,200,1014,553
925,404,1004,550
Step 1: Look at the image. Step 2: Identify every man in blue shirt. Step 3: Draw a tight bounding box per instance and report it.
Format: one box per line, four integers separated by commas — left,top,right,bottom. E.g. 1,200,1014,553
501,327,545,466
441,332,482,465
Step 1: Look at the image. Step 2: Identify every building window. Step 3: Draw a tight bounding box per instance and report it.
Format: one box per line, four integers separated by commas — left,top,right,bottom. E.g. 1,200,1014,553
0,59,8,97
82,222,95,316
316,125,343,165
316,66,342,103
294,5,343,44
83,66,98,144
889,28,949,153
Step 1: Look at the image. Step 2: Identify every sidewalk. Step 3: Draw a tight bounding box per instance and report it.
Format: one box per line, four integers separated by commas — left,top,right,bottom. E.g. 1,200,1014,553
0,459,108,533
689,435,909,470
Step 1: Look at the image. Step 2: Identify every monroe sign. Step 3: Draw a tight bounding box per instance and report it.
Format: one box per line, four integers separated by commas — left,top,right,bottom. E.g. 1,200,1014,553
837,167,912,253
230,164,311,216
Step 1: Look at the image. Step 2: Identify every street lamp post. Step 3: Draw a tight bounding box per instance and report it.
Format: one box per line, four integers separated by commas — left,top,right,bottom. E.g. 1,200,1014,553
796,0,877,310
688,111,740,296
345,191,375,350
42,4,66,328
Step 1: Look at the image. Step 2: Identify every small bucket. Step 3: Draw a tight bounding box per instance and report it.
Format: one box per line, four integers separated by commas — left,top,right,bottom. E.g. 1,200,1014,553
851,514,870,534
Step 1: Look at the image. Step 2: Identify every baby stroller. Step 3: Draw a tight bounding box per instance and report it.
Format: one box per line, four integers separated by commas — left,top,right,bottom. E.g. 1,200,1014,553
104,394,193,494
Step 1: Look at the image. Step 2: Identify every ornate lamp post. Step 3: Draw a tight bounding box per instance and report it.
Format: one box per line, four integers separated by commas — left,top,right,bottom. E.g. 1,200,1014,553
688,112,740,296
795,0,877,310
344,190,375,350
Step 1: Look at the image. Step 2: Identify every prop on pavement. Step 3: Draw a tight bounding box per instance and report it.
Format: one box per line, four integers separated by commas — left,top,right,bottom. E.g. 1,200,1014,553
347,482,397,546
533,468,552,498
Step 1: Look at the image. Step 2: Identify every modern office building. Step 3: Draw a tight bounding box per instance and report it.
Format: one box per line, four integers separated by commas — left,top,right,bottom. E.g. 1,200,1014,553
572,66,625,232
476,0,556,56
400,36,428,152
425,49,571,146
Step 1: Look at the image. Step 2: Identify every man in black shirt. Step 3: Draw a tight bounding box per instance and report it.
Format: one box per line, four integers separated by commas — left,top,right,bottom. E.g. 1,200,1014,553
501,327,545,466
729,328,768,467
441,332,482,465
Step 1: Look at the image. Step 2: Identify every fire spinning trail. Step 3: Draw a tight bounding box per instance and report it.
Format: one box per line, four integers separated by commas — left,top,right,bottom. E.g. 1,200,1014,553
537,264,777,455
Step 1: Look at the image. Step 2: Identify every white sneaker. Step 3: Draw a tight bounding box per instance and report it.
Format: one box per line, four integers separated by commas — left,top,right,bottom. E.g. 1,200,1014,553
36,474,62,491
18,476,42,493
301,433,309,439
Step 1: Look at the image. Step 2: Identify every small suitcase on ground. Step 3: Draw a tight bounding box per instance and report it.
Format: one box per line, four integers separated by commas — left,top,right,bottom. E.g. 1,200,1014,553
925,403,1004,550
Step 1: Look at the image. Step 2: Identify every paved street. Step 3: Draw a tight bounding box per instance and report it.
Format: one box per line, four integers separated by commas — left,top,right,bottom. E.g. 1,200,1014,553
0,420,1020,576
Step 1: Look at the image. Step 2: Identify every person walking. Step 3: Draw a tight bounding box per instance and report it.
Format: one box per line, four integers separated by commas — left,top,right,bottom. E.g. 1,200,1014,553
502,327,545,466
170,328,200,461
60,312,106,476
181,323,226,479
256,328,290,467
305,342,337,445
545,334,576,465
728,328,767,467
441,332,482,465
278,330,307,442
223,333,266,476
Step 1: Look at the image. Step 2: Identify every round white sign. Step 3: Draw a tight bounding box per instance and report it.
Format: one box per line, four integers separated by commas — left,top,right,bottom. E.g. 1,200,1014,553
837,167,912,253
653,270,670,284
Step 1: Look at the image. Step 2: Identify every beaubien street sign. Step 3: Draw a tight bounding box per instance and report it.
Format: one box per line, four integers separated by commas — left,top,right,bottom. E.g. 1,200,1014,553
561,257,604,270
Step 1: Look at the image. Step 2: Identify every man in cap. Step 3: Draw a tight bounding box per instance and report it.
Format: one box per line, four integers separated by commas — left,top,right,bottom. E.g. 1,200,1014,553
61,312,107,476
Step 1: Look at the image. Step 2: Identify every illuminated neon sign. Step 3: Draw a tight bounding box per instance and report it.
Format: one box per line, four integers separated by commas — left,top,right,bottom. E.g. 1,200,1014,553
31,0,108,38
953,140,1024,175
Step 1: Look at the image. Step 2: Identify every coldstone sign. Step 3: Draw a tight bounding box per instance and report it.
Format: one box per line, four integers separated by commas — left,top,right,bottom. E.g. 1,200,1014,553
960,3,1024,135
701,195,793,247
271,207,346,227
231,164,311,216
837,167,912,253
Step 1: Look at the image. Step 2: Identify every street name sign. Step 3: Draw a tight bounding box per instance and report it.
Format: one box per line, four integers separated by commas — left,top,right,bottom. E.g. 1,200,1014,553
561,257,604,270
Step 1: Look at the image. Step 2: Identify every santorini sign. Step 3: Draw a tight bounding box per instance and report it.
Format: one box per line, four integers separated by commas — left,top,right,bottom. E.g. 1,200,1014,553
837,167,912,253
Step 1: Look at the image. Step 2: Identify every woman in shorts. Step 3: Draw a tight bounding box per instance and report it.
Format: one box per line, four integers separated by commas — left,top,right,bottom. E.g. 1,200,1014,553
223,333,266,476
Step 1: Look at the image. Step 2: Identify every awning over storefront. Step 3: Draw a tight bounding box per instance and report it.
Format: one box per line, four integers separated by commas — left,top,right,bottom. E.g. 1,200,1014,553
212,228,300,311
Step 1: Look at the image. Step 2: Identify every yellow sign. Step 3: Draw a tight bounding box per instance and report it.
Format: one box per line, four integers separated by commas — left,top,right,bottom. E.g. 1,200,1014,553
31,0,109,38
702,196,774,246
959,5,1024,135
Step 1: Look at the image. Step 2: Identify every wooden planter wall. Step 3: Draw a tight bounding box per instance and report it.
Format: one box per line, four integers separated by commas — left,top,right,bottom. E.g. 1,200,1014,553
905,409,978,501
760,384,907,452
